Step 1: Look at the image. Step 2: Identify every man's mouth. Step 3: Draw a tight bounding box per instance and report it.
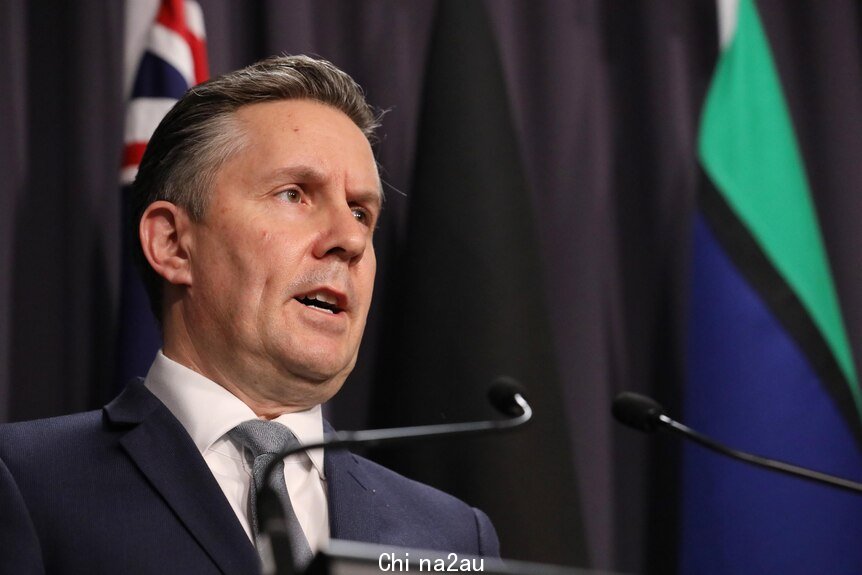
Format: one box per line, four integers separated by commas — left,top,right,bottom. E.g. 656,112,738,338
295,291,344,314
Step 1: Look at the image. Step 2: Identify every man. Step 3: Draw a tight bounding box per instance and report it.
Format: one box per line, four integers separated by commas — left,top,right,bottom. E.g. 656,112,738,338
0,55,499,574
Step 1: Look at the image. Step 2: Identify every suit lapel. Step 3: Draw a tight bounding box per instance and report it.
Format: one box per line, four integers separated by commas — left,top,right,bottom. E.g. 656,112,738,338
325,440,377,544
105,381,261,574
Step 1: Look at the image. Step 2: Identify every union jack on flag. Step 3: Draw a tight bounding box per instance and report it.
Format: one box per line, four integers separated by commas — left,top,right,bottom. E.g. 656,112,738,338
121,0,208,184
115,0,208,388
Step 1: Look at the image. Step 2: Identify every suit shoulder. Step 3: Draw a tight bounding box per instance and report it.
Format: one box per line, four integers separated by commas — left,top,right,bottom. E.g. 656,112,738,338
350,453,474,512
0,409,103,439
337,452,500,556
0,410,105,464
351,454,466,496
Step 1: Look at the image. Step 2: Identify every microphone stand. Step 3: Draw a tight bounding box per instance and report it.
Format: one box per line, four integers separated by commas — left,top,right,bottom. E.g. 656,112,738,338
657,412,862,495
259,389,532,575
613,392,862,497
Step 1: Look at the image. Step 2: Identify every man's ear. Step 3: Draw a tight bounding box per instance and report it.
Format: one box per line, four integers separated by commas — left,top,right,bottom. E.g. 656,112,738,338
139,200,194,287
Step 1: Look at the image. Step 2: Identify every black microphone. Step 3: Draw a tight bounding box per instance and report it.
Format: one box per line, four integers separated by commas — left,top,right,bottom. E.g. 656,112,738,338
612,391,862,495
259,377,532,575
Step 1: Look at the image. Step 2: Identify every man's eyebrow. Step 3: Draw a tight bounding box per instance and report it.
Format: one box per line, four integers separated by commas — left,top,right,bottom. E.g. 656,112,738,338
262,165,383,206
351,188,384,211
261,165,327,185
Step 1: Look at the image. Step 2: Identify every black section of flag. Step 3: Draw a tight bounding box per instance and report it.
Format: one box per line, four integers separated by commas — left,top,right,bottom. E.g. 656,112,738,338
370,0,587,566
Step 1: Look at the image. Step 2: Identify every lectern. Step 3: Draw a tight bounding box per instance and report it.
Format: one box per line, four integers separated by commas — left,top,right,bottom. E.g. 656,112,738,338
305,540,625,575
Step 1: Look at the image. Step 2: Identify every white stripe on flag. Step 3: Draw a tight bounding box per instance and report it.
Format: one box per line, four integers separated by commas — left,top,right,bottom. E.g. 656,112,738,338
149,23,195,88
120,165,140,186
184,0,206,40
716,0,741,49
124,98,178,143
123,0,160,99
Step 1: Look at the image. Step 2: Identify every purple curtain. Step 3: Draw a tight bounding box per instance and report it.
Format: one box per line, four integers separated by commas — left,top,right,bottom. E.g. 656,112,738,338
24,1,862,573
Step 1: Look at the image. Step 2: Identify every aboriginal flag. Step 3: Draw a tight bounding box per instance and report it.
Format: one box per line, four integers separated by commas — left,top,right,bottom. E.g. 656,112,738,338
681,0,862,572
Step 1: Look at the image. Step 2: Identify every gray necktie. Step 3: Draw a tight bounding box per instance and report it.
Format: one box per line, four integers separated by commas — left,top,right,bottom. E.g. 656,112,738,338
229,419,314,568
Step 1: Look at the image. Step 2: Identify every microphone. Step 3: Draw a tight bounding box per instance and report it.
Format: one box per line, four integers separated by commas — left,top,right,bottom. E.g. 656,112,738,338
260,377,532,575
611,392,664,433
612,391,862,495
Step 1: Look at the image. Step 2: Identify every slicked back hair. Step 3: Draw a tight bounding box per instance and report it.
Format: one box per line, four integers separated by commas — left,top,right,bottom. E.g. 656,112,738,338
130,55,380,323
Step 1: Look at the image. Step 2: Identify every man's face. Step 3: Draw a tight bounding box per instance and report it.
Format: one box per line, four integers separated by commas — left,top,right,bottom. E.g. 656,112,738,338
180,99,381,410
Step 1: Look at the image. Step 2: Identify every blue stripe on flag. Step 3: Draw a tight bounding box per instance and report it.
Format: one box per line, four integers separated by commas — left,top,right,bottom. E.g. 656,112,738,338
681,215,862,574
116,185,162,385
131,52,190,100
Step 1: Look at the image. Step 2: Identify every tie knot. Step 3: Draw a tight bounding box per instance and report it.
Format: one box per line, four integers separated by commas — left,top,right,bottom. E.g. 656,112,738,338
228,419,302,459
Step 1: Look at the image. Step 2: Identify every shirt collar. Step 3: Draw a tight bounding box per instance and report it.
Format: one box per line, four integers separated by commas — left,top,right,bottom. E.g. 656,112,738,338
143,350,326,478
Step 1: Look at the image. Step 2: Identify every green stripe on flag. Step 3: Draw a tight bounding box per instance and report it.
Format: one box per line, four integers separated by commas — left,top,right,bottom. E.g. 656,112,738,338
698,0,862,421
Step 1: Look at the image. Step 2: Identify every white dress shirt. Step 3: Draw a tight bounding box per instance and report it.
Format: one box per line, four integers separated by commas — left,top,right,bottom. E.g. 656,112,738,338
143,350,329,552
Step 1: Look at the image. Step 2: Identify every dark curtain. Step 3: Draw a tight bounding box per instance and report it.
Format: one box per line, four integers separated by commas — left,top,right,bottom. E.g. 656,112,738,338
371,0,589,566
25,0,862,572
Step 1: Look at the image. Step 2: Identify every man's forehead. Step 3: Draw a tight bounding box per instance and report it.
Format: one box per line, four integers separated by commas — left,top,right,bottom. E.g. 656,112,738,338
235,98,365,139
234,100,382,197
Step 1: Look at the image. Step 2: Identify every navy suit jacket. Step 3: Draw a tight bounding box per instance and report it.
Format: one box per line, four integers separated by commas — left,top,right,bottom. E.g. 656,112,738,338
0,380,499,574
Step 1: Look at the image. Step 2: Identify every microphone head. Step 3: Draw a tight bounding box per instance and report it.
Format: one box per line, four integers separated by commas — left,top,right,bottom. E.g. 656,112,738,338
612,392,665,433
488,376,527,416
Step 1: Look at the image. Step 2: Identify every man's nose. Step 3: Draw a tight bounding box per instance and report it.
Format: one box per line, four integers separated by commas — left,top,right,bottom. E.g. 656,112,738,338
312,203,369,263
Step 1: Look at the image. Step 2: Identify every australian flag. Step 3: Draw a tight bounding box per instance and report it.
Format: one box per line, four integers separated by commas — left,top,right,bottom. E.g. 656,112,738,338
116,0,208,389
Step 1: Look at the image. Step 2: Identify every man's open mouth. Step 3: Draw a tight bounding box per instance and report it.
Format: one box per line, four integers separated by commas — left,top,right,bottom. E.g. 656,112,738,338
295,291,344,314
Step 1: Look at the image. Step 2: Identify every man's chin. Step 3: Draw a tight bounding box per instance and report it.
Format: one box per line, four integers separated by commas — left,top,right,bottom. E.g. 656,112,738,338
274,377,345,411
262,343,357,401
277,359,352,397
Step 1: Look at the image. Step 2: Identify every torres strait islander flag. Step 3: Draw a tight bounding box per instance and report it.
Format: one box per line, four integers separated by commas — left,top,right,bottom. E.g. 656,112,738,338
116,0,208,388
681,0,862,573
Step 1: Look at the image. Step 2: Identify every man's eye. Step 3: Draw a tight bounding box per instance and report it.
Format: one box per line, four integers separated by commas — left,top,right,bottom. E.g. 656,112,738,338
278,189,301,203
352,208,370,225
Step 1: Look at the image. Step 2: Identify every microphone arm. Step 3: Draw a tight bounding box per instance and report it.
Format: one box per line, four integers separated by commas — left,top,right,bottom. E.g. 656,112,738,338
612,391,862,496
260,379,533,575
282,395,531,455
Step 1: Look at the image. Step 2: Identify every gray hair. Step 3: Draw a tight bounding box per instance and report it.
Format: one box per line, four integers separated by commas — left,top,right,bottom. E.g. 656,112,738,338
130,55,381,322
